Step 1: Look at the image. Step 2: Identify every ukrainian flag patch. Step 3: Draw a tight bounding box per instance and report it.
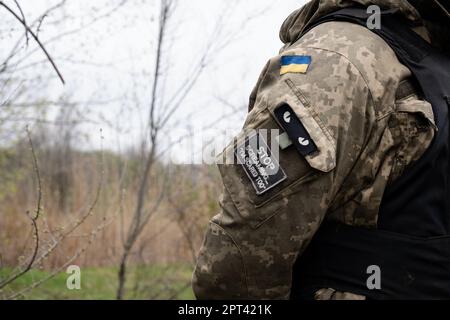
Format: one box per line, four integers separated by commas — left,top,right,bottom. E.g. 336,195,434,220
280,55,311,75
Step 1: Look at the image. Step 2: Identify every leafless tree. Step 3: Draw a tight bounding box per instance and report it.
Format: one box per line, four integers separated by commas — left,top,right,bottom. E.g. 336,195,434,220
115,0,270,299
0,0,271,300
116,0,173,299
0,1,115,299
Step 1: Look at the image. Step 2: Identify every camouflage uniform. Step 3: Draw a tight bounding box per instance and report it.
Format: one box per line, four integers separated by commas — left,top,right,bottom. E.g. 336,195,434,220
193,0,438,300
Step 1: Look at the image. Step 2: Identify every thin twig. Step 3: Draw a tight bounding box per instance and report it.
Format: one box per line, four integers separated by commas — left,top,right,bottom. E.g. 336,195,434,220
0,1,65,84
7,214,115,300
0,126,42,289
13,0,29,45
28,129,105,269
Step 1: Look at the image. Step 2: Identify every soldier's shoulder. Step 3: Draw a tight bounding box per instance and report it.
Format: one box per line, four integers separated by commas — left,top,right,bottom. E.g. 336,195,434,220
287,21,411,112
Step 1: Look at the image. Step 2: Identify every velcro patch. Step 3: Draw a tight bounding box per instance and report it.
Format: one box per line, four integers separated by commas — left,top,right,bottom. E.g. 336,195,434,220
274,103,318,156
235,133,287,195
280,55,311,75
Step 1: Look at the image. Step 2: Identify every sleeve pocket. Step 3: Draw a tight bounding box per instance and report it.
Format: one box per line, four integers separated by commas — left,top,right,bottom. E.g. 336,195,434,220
389,96,436,182
216,81,337,229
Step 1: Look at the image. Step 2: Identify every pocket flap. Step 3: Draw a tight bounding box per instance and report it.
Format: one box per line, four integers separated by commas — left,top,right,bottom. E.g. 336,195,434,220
396,97,437,130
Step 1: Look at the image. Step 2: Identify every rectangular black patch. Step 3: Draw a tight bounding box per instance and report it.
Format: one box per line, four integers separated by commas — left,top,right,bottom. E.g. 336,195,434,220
274,103,318,156
235,133,287,195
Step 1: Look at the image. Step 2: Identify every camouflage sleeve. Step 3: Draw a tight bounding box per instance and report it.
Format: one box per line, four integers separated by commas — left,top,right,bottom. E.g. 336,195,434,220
193,46,375,300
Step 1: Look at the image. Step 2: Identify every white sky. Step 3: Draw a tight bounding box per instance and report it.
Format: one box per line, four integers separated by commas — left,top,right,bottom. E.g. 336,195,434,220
0,0,306,159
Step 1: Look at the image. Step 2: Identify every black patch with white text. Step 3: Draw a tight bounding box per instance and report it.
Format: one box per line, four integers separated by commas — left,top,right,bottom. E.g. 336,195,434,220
235,133,287,195
274,103,318,156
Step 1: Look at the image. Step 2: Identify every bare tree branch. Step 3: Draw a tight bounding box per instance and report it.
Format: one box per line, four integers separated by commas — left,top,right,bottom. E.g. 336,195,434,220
0,126,42,289
116,0,173,300
13,0,29,45
0,1,65,84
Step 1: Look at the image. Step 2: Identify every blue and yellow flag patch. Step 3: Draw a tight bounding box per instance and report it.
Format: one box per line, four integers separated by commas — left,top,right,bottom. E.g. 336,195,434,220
280,55,311,75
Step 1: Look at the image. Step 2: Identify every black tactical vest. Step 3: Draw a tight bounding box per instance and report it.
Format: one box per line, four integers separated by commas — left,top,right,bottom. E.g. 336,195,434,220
291,7,450,300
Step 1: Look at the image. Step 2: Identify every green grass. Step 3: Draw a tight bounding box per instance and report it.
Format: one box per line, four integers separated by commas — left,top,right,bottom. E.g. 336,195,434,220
0,264,195,300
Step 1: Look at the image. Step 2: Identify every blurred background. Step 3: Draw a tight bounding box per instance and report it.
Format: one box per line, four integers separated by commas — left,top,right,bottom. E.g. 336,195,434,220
0,0,304,300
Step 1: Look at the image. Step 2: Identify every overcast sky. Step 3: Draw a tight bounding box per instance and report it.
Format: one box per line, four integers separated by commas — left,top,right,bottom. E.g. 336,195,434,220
1,0,307,160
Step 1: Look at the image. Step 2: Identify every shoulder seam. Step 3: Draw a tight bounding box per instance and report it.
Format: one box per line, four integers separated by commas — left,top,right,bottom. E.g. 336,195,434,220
304,46,384,120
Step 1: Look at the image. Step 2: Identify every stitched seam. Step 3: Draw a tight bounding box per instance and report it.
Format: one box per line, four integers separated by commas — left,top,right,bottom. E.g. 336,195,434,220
286,78,310,107
285,79,337,151
397,93,416,101
377,110,394,121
